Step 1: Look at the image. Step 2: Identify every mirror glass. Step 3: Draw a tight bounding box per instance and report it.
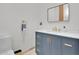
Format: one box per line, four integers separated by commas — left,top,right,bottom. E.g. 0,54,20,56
47,4,69,22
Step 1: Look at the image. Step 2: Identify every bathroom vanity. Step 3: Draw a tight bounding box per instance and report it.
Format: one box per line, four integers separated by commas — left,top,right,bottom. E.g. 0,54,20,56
35,30,79,55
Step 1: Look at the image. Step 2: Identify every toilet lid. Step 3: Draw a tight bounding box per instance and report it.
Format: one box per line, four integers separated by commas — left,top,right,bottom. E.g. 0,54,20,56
0,50,14,55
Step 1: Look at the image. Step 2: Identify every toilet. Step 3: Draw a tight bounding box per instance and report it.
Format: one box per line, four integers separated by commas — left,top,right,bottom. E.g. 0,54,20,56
0,33,14,55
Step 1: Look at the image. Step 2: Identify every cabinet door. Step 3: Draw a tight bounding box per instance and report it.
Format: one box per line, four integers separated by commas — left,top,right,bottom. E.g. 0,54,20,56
36,32,50,55
62,37,79,55
50,35,62,55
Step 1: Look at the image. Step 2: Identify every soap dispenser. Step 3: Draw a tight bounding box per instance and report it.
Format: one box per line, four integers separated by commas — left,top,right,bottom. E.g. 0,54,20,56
52,26,57,32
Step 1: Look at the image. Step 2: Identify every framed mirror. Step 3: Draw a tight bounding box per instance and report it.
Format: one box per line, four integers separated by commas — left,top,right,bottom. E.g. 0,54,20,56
47,3,70,22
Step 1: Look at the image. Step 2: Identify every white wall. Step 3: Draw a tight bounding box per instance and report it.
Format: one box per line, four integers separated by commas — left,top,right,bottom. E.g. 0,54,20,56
0,3,41,51
39,3,79,33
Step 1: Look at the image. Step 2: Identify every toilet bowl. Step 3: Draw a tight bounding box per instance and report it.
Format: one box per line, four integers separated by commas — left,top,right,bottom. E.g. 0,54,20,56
0,33,14,55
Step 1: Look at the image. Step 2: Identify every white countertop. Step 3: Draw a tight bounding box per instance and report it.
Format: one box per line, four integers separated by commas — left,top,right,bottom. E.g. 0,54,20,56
36,30,79,39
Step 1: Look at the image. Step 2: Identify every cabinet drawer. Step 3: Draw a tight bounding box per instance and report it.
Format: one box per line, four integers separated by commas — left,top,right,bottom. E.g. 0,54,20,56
62,37,79,55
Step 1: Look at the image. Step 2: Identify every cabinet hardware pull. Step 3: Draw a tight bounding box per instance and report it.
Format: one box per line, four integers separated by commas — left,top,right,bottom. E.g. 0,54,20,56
64,43,72,47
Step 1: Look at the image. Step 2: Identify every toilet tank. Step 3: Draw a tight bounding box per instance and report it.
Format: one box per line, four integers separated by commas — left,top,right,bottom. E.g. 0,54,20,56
0,33,12,53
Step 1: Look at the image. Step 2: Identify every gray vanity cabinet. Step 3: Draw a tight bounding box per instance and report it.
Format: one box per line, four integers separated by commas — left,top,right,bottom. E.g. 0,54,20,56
36,32,79,55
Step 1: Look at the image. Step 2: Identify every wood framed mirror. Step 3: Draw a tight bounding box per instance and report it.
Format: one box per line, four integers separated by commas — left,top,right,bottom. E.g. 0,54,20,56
47,3,70,22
